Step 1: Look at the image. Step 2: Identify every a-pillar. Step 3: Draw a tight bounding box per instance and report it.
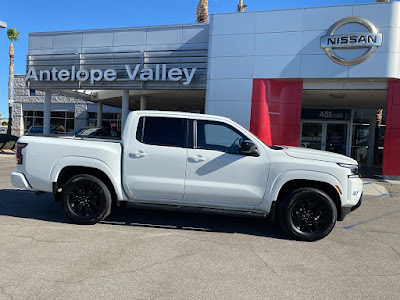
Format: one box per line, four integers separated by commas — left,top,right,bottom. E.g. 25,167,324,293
383,81,400,176
121,90,130,133
250,79,303,146
97,101,103,127
43,90,51,134
140,95,147,110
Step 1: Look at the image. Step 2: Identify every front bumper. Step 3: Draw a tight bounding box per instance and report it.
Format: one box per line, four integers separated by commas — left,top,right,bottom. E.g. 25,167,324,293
339,193,363,221
10,172,32,190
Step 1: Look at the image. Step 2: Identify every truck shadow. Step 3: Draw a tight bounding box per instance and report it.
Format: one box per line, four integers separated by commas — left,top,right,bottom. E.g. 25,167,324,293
0,190,289,240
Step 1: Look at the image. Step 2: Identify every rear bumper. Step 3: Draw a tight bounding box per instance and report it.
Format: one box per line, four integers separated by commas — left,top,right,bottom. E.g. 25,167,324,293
339,193,363,221
10,172,32,190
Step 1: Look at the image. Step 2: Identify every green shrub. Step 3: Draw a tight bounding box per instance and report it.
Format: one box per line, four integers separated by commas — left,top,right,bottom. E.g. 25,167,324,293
0,134,18,150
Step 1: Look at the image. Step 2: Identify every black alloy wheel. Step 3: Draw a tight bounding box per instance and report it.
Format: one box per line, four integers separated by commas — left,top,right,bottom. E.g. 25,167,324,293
61,174,112,225
69,183,100,218
279,188,337,242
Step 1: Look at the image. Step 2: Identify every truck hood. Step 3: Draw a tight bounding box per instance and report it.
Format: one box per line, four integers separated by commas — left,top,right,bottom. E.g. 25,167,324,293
280,146,358,165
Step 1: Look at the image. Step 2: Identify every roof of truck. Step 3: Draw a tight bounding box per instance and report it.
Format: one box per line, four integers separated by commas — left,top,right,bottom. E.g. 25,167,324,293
129,110,233,123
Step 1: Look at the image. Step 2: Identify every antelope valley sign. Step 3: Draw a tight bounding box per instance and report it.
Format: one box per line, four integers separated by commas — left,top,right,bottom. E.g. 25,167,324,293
25,64,197,86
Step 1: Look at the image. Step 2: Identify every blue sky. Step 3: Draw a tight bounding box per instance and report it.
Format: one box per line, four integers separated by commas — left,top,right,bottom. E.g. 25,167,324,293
0,0,382,118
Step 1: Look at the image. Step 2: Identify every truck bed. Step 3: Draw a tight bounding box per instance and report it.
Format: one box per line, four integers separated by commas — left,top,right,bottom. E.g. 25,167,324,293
16,134,122,193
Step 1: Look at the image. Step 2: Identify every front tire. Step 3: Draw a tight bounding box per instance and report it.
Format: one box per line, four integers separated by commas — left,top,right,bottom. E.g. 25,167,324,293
279,188,337,242
61,174,112,225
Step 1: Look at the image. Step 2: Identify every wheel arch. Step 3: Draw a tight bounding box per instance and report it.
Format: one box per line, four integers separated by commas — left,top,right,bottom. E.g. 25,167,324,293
274,179,342,221
57,166,117,202
50,157,125,202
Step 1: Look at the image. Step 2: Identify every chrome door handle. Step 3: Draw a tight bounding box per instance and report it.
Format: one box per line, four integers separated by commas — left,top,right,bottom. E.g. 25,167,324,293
129,151,147,158
188,155,206,162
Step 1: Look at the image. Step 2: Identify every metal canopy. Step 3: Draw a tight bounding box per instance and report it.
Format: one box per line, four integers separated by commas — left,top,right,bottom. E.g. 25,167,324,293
54,89,206,112
26,49,207,90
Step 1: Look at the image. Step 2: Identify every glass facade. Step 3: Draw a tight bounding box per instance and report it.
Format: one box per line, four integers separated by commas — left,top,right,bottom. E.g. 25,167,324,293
23,111,75,134
88,112,122,132
301,108,385,166
351,109,385,166
351,109,370,164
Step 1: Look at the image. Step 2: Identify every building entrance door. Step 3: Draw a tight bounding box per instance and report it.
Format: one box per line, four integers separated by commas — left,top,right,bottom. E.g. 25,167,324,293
301,121,350,156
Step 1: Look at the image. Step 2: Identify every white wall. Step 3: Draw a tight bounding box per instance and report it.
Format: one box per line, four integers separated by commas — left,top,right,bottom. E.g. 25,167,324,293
28,23,209,55
206,2,400,128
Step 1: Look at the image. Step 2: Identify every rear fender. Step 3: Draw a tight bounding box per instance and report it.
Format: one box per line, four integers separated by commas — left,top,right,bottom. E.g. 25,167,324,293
49,156,126,201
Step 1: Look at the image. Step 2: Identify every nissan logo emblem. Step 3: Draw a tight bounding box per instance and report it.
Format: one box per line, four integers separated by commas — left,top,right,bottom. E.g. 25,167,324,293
320,16,383,66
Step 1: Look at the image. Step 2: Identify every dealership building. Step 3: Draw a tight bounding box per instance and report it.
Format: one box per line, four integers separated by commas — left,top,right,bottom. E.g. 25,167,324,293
14,1,400,176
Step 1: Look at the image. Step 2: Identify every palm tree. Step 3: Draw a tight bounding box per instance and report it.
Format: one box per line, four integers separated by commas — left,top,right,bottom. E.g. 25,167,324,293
7,28,19,136
196,0,209,23
373,0,389,165
238,0,248,12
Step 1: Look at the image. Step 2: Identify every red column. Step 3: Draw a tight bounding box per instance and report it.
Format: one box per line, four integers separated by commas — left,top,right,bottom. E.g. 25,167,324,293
250,79,303,146
382,81,400,176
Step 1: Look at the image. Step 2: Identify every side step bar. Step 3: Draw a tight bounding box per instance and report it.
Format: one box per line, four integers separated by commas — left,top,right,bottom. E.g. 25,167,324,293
123,202,267,218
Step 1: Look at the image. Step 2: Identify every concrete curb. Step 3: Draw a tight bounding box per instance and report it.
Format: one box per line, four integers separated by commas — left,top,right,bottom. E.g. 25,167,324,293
362,181,390,197
0,150,15,155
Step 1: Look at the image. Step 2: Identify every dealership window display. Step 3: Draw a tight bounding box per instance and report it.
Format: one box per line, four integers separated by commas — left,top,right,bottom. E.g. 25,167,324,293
88,112,122,132
23,111,75,134
351,109,385,166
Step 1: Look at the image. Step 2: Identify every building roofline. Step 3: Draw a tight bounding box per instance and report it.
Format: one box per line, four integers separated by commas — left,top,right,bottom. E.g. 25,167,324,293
210,1,395,17
29,22,208,36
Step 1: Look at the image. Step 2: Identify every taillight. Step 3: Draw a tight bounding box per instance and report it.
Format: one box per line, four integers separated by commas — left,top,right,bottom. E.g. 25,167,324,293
16,143,28,165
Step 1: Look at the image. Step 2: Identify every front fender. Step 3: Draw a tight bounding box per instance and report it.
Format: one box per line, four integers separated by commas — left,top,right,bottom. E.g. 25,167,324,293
49,156,126,201
259,170,343,213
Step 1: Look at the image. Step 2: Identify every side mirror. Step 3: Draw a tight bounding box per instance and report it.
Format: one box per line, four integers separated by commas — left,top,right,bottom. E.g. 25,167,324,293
240,140,259,156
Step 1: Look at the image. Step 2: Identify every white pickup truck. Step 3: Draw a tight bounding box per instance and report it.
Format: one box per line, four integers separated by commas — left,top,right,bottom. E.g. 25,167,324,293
11,111,363,241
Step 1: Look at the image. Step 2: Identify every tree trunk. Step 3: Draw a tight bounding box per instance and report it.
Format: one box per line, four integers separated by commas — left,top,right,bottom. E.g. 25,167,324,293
238,0,248,12
7,43,14,136
196,0,209,23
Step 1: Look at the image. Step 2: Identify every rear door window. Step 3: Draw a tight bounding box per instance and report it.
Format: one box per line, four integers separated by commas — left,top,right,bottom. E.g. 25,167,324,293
136,117,184,148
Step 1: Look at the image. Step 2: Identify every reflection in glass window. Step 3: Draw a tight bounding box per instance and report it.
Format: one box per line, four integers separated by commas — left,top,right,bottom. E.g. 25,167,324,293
301,123,323,150
353,109,370,124
88,112,122,131
23,110,75,134
352,125,369,147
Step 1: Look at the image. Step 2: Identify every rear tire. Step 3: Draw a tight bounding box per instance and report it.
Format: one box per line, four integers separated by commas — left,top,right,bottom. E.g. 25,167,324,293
61,174,112,225
279,188,337,242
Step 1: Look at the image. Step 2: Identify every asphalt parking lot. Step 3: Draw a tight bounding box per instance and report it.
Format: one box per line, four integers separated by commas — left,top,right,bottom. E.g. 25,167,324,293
0,155,399,300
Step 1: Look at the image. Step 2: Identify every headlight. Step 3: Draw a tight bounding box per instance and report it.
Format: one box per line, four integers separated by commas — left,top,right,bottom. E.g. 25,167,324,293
338,163,359,177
